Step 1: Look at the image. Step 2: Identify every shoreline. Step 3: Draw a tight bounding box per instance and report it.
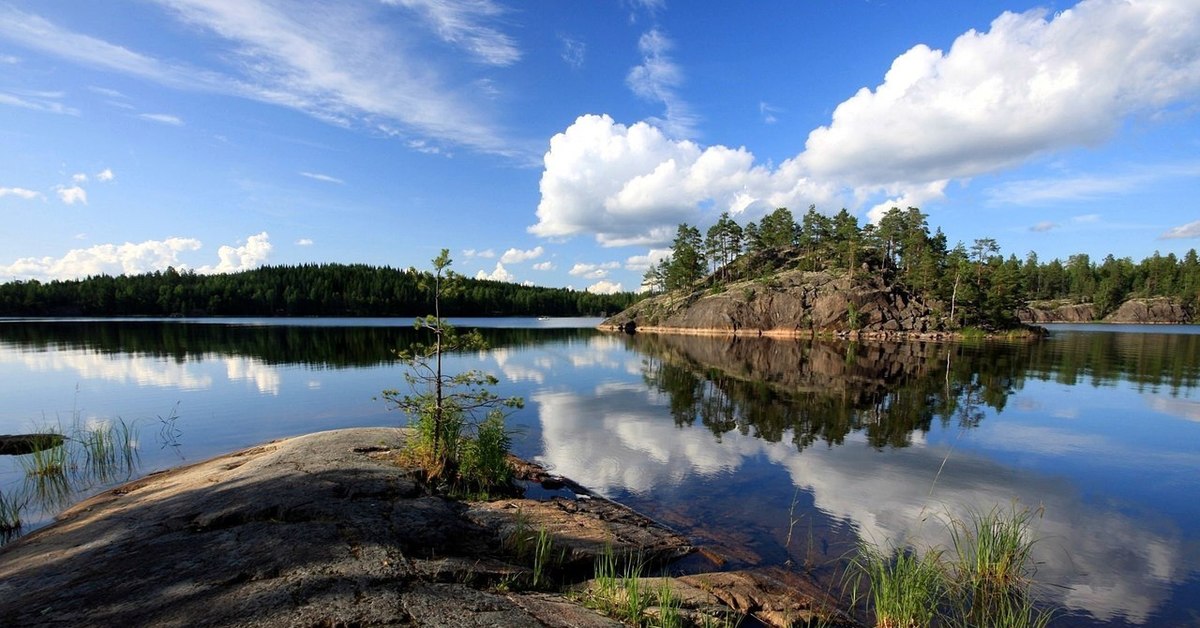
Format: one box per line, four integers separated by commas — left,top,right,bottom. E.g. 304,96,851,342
0,427,851,627
597,322,1047,342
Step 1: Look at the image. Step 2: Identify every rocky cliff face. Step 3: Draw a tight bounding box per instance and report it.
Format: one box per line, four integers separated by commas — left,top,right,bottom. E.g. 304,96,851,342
1018,297,1193,324
604,269,951,338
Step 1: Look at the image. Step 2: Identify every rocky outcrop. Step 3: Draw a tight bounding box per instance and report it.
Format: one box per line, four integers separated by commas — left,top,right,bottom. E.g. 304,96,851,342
1017,302,1096,324
0,428,849,627
604,269,954,339
1019,297,1193,324
1104,297,1192,323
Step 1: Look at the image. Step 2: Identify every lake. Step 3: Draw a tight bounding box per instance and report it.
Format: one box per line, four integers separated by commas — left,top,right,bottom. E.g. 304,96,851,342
1,317,1198,626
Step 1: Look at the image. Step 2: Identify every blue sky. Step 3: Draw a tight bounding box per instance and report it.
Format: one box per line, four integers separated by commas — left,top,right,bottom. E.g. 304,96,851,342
1,0,1198,294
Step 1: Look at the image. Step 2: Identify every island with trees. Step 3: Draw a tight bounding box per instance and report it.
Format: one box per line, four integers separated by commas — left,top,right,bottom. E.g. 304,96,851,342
604,206,1200,338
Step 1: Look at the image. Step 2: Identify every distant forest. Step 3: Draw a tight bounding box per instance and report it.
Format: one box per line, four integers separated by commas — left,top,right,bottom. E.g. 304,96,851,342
0,263,635,317
647,206,1200,327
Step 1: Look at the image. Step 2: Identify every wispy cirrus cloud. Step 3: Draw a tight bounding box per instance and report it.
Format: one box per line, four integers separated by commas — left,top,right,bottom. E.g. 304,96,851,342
138,112,183,126
0,89,79,115
300,172,344,184
0,2,528,158
381,0,521,66
986,162,1200,206
626,29,698,139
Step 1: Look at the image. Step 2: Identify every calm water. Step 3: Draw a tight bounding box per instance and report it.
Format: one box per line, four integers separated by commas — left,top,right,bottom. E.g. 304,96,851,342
1,318,1199,626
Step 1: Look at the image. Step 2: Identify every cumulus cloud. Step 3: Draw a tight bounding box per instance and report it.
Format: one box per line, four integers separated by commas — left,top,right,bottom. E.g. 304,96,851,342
198,232,273,274
530,114,832,247
0,187,41,200
626,29,697,139
569,261,619,280
531,1,1200,246
72,173,88,184
1161,220,1200,240
463,248,495,259
624,247,671,271
801,1,1200,191
499,246,544,264
1030,221,1058,232
296,238,314,246
586,280,623,294
138,112,183,126
96,168,115,182
475,261,515,282
56,185,87,205
532,261,555,271
300,172,343,184
0,236,203,280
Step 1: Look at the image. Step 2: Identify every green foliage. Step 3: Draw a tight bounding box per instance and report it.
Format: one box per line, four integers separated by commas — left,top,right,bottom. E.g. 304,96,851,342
0,489,23,543
380,250,523,495
655,204,1200,330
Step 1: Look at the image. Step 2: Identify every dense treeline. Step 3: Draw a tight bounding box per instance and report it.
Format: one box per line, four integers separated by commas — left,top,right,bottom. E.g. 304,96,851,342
0,263,636,318
645,206,1200,327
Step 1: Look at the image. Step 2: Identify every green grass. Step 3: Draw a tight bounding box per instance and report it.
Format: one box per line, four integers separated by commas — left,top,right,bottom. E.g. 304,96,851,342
850,543,944,628
0,489,23,543
18,429,69,479
851,504,1056,628
79,418,139,483
946,504,1047,626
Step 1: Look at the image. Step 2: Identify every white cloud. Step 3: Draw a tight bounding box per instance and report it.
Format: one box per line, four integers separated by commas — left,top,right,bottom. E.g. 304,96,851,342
381,0,520,66
626,29,697,139
532,261,555,271
529,114,832,246
138,112,183,126
0,54,17,64
624,247,671,271
475,261,515,282
559,35,585,69
1030,221,1058,232
802,1,1200,191
986,162,1200,206
463,248,495,259
0,187,41,200
1161,220,1200,240
96,168,115,182
0,236,203,280
296,238,314,246
759,101,780,124
198,232,273,274
499,246,544,264
569,261,619,280
0,90,79,115
56,185,87,205
0,3,524,157
300,172,343,184
532,1,1200,245
586,280,623,294
71,172,88,184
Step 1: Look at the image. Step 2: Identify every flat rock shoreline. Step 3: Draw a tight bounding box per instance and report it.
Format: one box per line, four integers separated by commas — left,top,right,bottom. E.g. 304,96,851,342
0,428,849,627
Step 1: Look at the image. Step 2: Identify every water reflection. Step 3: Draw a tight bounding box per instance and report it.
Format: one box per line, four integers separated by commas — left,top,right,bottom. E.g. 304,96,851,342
533,332,1200,625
